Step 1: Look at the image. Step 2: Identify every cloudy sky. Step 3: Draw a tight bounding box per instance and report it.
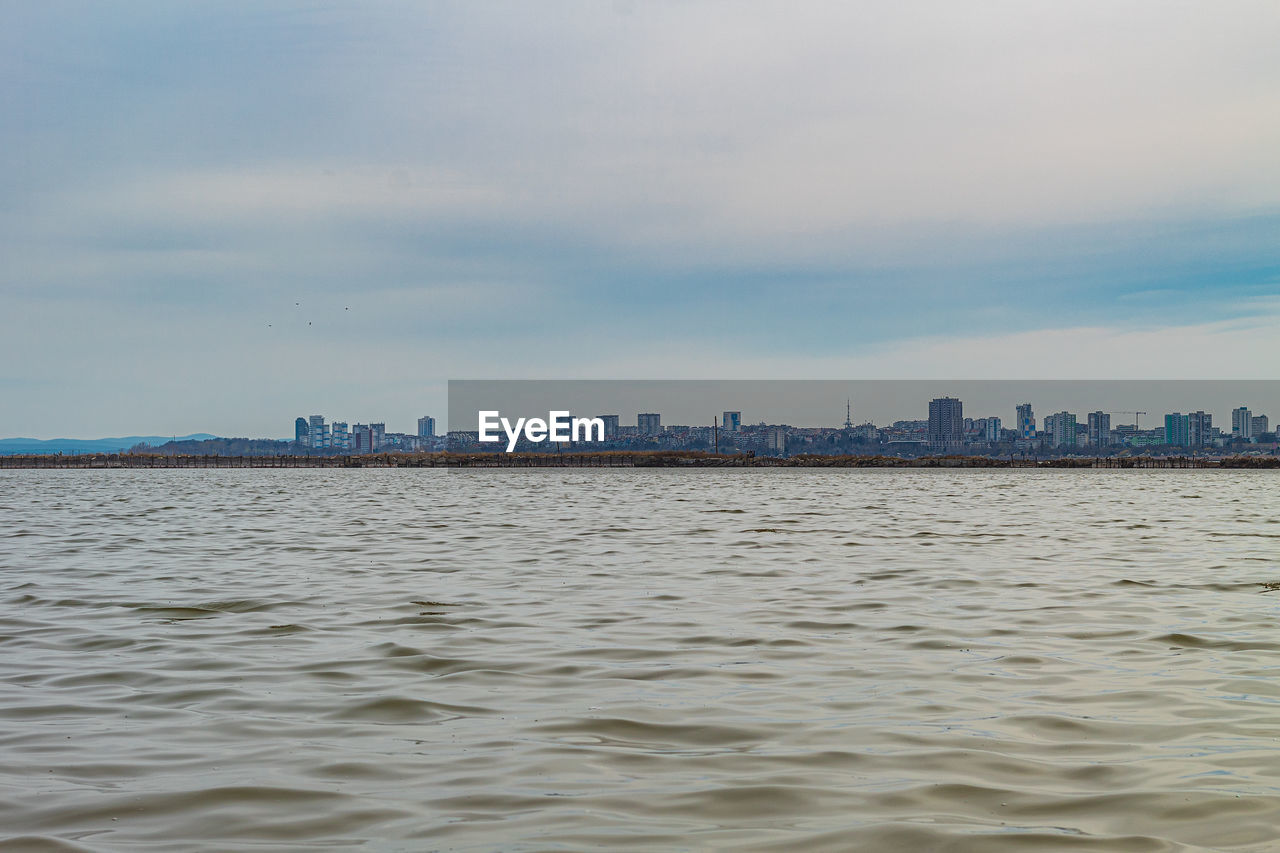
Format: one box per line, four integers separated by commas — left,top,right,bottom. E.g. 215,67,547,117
4,1,1279,438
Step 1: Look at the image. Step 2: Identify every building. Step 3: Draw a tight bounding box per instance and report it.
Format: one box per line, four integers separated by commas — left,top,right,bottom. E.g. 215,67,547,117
722,411,741,432
1164,413,1191,447
370,423,385,451
927,397,964,449
1051,411,1077,448
1087,412,1110,447
1233,407,1253,440
308,415,328,449
331,422,350,452
417,416,436,438
637,413,662,435
1188,411,1212,447
764,426,786,455
295,417,309,446
1252,415,1269,437
1112,423,1139,443
1016,403,1035,439
597,415,620,439
984,417,1001,442
352,424,372,453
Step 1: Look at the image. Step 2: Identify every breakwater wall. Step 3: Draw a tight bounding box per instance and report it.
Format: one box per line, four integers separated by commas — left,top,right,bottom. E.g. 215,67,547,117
2,452,1276,469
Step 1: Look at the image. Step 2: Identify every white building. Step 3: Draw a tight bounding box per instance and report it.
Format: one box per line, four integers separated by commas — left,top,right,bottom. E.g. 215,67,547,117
331,422,350,452
309,414,328,449
1232,407,1253,440
1051,412,1077,448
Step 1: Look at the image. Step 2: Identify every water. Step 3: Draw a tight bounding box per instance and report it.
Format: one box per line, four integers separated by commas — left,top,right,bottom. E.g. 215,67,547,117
1,469,1279,851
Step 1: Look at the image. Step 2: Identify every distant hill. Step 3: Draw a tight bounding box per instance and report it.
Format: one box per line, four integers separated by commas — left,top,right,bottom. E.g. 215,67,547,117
130,437,295,456
0,434,219,455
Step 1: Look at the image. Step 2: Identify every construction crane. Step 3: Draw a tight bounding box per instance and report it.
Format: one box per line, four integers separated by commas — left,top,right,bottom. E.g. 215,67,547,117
1113,411,1148,429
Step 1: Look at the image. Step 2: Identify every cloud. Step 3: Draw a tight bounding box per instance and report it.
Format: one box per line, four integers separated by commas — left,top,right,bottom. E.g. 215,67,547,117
2,2,1279,436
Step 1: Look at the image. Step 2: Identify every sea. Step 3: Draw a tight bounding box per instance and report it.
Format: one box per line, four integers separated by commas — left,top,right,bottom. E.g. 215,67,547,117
1,469,1278,851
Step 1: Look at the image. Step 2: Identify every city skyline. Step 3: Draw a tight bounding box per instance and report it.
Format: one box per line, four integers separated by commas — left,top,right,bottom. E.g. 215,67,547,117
447,380,1280,434
6,383,1273,450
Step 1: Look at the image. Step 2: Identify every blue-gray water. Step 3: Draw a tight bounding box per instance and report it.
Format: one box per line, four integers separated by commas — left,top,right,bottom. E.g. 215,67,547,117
2,469,1279,851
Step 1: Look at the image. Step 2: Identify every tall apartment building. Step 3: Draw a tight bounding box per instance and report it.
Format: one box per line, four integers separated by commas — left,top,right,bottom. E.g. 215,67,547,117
308,415,328,449
351,424,372,453
295,417,309,446
1051,412,1077,448
927,397,964,449
329,422,350,452
417,416,436,438
722,411,741,432
764,426,786,454
1016,403,1035,439
1165,413,1191,447
1188,411,1213,447
1251,415,1269,437
597,415,620,439
984,416,1001,442
1087,411,1110,447
1232,407,1253,440
637,413,662,435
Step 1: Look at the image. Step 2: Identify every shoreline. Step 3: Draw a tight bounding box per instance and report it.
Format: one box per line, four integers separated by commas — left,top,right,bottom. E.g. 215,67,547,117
1,451,1277,469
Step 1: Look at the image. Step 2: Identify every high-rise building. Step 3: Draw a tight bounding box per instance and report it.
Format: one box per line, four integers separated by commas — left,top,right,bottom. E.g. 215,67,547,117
1016,403,1035,439
1233,407,1253,440
352,423,372,453
722,411,741,432
1251,415,1269,437
1087,411,1111,447
295,417,309,446
417,416,436,438
1051,412,1077,448
984,417,1001,442
309,415,327,449
370,423,385,451
597,415,620,439
927,397,964,448
1188,411,1212,447
637,413,662,435
331,422,350,452
1164,413,1191,447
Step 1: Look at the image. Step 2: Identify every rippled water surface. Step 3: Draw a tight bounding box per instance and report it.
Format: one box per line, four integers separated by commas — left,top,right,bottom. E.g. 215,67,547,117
2,469,1280,851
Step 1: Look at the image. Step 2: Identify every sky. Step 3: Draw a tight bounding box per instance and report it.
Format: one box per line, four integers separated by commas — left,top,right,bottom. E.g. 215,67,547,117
3,1,1279,438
